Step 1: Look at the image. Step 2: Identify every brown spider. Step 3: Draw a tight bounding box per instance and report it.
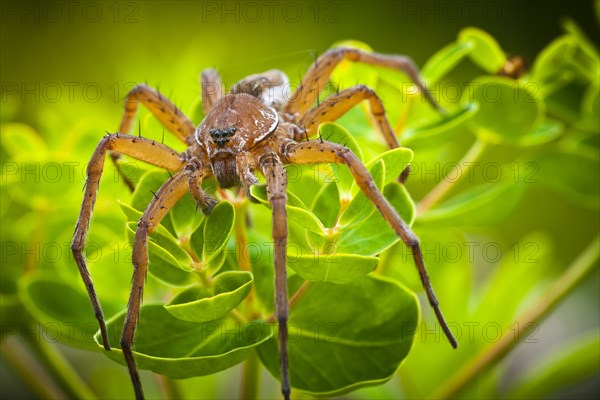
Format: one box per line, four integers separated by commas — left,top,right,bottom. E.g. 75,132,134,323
72,47,458,400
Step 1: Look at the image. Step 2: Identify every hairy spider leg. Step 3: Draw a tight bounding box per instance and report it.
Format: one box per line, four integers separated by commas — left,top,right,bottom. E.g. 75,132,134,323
260,152,291,400
122,170,191,400
201,68,224,115
299,85,399,148
282,140,458,349
71,134,185,352
284,47,442,118
119,84,196,143
108,85,196,190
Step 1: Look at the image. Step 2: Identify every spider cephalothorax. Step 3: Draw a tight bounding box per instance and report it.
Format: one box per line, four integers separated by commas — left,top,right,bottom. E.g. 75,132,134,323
72,47,457,400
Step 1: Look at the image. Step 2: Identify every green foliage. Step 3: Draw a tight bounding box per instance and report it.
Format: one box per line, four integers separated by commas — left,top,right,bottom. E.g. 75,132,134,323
1,20,598,400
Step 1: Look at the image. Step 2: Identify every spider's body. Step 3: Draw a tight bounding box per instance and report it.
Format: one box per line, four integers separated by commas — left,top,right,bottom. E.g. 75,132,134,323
197,92,281,188
72,47,457,400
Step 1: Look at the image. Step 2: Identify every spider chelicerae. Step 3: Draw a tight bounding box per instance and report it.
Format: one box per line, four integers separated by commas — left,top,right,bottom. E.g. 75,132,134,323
72,47,458,400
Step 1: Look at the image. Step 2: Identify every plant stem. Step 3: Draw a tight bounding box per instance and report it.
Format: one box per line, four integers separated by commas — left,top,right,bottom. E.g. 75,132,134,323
28,335,98,399
417,138,488,215
432,235,600,400
1,338,66,400
233,199,252,274
157,375,184,400
233,197,256,306
241,352,261,400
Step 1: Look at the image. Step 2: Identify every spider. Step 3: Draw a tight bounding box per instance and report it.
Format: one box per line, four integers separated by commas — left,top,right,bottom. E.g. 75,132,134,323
72,47,458,400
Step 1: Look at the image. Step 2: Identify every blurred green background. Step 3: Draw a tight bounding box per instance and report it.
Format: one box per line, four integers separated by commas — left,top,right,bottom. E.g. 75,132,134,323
1,1,599,399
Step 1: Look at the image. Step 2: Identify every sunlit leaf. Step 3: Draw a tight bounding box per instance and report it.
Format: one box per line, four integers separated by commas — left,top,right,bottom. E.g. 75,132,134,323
165,271,253,322
125,221,194,271
458,27,506,73
339,160,385,227
202,202,235,268
401,103,479,147
535,148,600,209
418,181,525,228
18,273,121,350
287,253,378,284
335,182,415,255
257,275,419,396
464,76,544,143
96,304,272,378
422,40,474,85
251,185,325,234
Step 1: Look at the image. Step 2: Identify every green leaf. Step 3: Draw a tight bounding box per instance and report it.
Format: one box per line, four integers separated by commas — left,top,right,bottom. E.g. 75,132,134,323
125,221,194,271
319,122,363,161
96,304,272,378
580,84,600,132
421,40,474,85
401,103,479,147
129,170,178,234
287,253,378,284
250,185,325,234
170,192,206,239
506,333,600,399
202,202,235,269
118,199,142,222
535,148,600,209
561,19,600,84
365,147,415,188
311,183,340,229
131,170,170,212
319,122,364,196
418,180,525,228
532,35,578,91
458,27,506,73
257,275,419,396
119,201,196,284
164,271,253,322
335,182,415,255
464,76,544,144
516,118,564,147
339,160,385,227
147,255,196,287
18,273,121,350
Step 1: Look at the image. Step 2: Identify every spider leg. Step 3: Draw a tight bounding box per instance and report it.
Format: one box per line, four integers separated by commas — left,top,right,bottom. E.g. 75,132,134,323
119,84,197,144
109,152,135,192
232,69,290,109
110,84,196,191
299,85,399,148
71,134,185,351
201,68,224,115
284,47,441,117
188,166,218,215
122,170,190,400
282,140,458,349
259,153,291,400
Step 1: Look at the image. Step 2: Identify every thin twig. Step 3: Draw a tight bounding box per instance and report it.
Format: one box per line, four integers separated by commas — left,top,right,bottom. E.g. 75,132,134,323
417,138,488,215
241,352,261,399
28,337,98,400
1,338,67,400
